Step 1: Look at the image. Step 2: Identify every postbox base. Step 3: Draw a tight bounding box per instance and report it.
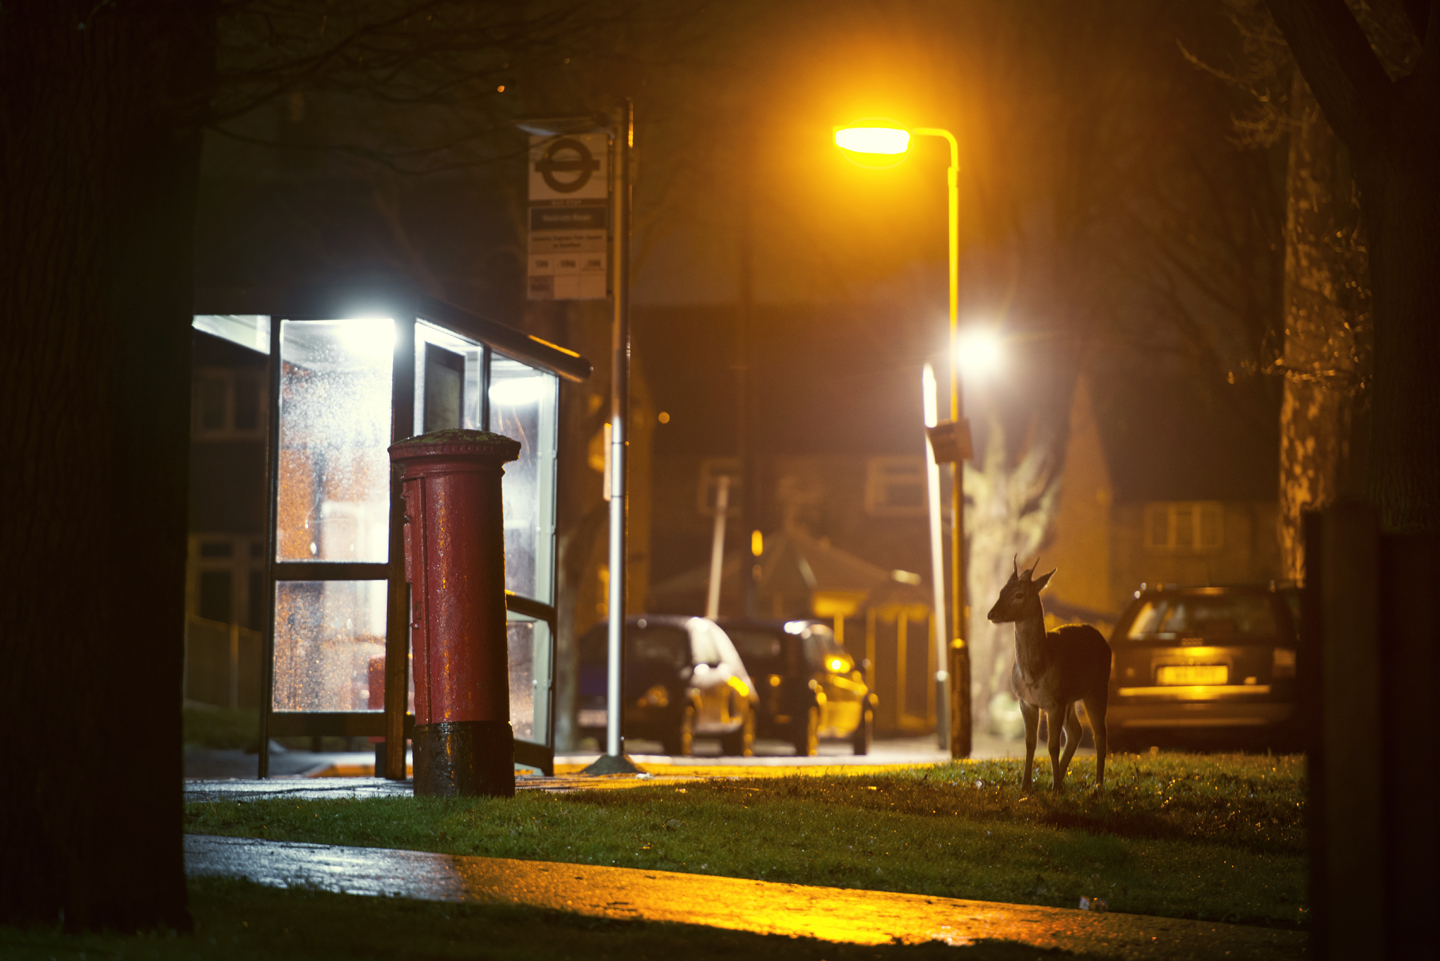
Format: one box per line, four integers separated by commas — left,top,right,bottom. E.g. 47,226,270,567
412,721,515,798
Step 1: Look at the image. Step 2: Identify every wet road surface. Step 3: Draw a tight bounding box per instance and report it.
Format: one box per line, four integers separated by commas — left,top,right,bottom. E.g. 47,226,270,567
185,834,1304,960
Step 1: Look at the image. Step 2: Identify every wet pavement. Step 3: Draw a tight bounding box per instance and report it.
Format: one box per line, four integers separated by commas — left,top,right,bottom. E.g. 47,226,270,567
184,732,1043,781
183,733,1084,802
185,834,1305,960
183,771,678,803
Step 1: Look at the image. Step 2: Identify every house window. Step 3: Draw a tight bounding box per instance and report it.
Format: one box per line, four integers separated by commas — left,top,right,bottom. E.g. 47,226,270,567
865,457,926,517
193,368,266,439
188,535,267,628
1144,502,1223,554
697,458,741,517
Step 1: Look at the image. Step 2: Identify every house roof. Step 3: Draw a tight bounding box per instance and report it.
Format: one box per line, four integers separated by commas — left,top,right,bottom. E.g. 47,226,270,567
648,526,901,613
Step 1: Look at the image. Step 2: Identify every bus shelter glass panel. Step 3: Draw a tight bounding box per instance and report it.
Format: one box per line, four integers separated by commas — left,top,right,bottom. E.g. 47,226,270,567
276,319,394,563
272,580,387,711
415,320,486,434
505,614,553,744
490,356,559,605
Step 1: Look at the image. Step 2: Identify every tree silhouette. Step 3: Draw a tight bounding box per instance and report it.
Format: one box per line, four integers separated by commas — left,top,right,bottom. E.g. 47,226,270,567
1263,0,1440,533
0,0,647,931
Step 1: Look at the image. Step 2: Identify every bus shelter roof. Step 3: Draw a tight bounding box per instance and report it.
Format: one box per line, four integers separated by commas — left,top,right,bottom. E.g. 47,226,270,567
195,284,592,383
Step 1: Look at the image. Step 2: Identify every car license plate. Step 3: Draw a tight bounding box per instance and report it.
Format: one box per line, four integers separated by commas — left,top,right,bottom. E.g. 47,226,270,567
577,709,608,727
1156,665,1227,686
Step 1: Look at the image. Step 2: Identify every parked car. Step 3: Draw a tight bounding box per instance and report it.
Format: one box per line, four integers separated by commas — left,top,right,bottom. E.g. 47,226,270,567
577,615,758,756
1107,584,1299,750
716,618,876,755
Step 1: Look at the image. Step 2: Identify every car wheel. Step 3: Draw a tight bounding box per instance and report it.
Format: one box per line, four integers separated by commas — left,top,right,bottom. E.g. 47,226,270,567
792,705,819,756
851,707,873,756
721,708,755,757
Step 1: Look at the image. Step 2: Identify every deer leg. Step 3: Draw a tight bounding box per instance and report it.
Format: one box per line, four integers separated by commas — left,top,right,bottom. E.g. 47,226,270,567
1019,699,1040,793
1059,703,1082,783
1083,693,1108,790
1046,707,1065,793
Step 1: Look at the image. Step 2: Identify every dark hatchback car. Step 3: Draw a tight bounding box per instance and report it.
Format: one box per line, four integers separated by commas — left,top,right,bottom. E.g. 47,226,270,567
1107,584,1299,749
716,618,876,755
577,615,758,756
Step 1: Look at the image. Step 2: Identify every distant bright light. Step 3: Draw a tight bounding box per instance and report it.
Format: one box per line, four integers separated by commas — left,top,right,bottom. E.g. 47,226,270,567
922,363,939,428
834,125,911,155
956,327,1004,378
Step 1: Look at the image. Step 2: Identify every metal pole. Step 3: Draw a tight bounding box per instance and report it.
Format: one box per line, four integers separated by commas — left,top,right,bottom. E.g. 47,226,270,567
946,146,971,759
922,364,950,750
381,316,417,780
258,316,282,778
705,475,730,619
604,101,633,761
916,127,970,758
738,152,757,618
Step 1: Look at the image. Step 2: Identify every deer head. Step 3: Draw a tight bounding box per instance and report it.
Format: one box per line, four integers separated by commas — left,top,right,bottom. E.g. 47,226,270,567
986,556,1056,623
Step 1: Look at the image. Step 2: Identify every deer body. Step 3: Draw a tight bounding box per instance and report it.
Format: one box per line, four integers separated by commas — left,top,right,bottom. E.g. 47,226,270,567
989,561,1112,793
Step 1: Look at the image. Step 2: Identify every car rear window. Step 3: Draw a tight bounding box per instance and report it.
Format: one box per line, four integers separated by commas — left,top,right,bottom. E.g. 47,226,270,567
632,626,691,666
726,629,791,674
579,625,690,666
1124,594,1277,642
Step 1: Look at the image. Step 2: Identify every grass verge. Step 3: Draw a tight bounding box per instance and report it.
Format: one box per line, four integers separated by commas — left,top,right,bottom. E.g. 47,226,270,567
185,753,1306,928
0,876,1087,960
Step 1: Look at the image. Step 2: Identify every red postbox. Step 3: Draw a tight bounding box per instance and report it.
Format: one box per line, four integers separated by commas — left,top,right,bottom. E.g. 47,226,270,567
389,429,521,797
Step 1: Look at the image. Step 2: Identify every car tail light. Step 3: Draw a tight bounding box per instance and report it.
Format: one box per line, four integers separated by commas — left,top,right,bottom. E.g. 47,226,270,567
638,684,669,708
1272,647,1296,679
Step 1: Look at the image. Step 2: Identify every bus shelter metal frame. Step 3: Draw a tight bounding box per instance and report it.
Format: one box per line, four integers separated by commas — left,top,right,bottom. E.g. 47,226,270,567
196,286,590,779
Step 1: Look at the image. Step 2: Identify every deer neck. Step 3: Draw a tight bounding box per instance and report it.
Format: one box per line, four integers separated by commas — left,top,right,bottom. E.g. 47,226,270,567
1012,595,1048,679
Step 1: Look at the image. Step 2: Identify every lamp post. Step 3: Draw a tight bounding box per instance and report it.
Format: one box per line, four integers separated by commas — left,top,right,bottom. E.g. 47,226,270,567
834,122,971,758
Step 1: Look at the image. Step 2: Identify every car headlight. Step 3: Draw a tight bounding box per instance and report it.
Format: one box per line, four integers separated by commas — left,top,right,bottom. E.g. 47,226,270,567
1272,647,1296,679
637,684,669,708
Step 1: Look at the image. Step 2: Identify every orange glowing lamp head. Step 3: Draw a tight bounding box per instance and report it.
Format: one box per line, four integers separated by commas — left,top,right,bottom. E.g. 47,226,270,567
833,120,911,168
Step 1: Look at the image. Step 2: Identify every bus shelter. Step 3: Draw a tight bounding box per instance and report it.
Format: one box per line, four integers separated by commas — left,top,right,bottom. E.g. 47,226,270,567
193,287,590,776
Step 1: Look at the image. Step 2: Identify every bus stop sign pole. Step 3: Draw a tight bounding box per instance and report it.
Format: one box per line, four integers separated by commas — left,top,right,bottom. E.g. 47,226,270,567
585,101,638,775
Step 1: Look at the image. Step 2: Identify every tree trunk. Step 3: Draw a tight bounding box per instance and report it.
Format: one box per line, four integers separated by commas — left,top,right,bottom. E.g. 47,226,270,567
1355,98,1440,534
963,414,1061,733
1277,74,1371,580
0,1,216,931
1265,0,1440,534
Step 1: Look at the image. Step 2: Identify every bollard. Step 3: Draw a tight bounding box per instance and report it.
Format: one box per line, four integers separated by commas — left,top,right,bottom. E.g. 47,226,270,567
389,429,521,797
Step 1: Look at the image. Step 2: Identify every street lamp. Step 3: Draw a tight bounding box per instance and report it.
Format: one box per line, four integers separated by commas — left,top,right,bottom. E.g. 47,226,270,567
835,119,971,758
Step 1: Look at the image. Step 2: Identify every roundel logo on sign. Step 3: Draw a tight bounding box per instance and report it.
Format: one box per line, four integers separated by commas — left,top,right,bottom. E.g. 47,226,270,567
536,138,601,194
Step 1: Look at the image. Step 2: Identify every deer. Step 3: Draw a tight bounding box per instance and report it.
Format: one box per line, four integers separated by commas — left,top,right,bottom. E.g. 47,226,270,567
987,557,1112,794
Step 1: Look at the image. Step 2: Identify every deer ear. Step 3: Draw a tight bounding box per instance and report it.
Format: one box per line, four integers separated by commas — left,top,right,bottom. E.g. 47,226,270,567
1033,569,1056,592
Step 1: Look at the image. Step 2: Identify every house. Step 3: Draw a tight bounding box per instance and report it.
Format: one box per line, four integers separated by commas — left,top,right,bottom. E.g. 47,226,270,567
1044,374,1282,626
